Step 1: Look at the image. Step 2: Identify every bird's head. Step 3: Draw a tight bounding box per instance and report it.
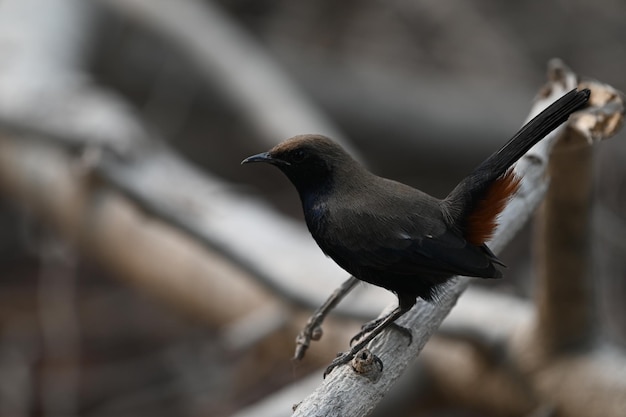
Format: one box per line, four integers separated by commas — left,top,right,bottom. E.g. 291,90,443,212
242,134,359,196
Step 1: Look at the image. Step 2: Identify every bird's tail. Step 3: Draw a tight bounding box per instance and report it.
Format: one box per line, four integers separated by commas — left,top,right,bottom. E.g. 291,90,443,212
445,88,590,245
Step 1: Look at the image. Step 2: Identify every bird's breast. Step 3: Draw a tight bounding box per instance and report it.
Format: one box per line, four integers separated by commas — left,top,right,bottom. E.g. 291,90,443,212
303,199,329,235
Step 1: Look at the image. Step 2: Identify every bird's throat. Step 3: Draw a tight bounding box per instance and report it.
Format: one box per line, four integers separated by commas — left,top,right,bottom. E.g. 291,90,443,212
298,186,332,238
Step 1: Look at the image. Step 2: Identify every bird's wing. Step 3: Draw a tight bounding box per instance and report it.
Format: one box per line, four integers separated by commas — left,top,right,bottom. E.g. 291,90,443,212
322,211,500,279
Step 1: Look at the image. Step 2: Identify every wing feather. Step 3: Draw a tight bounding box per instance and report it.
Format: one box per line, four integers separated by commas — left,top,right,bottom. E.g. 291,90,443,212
317,211,501,280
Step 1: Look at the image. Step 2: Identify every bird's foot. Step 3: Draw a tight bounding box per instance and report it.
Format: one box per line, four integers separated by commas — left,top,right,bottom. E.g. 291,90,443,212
325,306,411,377
323,347,383,378
350,321,413,346
323,351,353,378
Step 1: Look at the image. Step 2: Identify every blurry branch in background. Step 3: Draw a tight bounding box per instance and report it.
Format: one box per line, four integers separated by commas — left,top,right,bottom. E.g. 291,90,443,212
97,0,535,160
0,0,379,365
0,0,145,157
0,0,271,326
37,239,80,417
0,321,37,416
96,0,359,156
533,74,625,355
97,1,541,158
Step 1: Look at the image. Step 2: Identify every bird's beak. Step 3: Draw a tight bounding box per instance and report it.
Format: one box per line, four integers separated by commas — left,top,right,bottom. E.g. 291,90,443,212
241,152,289,166
241,152,272,164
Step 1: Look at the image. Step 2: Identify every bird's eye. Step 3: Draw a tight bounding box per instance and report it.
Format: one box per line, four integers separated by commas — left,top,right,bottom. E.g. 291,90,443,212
291,149,306,162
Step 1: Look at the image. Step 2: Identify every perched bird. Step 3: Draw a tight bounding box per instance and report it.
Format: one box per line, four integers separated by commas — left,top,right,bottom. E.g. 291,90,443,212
242,88,590,376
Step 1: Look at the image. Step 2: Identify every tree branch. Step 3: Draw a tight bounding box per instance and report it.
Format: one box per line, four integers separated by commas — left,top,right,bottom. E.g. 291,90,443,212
532,75,624,353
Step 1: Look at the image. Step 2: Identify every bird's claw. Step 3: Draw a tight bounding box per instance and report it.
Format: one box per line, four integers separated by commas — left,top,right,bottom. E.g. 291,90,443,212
324,351,354,378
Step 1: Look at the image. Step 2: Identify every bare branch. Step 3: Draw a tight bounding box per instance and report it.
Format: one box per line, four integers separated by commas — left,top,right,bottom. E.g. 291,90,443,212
294,276,360,361
530,62,625,354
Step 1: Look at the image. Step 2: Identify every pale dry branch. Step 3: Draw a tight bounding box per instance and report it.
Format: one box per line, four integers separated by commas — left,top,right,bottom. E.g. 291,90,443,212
294,276,360,361
531,61,624,355
237,285,626,417
0,138,273,324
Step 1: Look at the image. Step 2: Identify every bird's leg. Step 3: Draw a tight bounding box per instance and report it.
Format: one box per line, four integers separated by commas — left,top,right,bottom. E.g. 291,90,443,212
324,305,410,377
350,314,412,346
294,276,360,360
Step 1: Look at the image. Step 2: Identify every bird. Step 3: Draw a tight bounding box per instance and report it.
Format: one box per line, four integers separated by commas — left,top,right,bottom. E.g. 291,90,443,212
242,88,590,376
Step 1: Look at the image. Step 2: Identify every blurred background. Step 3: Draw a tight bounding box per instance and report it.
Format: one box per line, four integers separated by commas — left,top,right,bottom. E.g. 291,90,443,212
0,0,624,416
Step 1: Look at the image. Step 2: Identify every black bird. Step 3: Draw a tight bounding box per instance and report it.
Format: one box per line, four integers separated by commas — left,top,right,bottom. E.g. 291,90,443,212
242,88,590,376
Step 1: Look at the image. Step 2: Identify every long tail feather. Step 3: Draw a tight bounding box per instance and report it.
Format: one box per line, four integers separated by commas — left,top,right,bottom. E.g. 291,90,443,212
446,88,590,243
